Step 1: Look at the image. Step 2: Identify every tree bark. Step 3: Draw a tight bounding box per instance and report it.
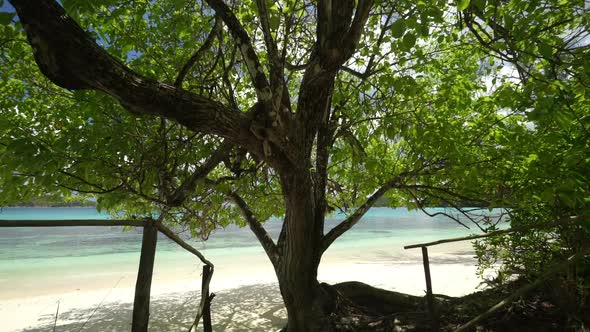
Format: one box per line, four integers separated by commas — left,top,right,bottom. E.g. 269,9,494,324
276,171,333,332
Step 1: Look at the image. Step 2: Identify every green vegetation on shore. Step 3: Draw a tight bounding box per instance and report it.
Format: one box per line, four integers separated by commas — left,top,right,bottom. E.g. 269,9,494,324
4,197,95,208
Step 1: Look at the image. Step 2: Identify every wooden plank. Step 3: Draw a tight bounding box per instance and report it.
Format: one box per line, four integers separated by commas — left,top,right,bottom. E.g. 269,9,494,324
422,246,438,331
404,216,582,249
132,223,158,332
0,219,145,227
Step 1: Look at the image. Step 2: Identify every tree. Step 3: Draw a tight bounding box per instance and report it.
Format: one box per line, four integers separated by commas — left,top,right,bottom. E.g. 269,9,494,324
466,0,590,320
1,0,587,330
457,0,590,324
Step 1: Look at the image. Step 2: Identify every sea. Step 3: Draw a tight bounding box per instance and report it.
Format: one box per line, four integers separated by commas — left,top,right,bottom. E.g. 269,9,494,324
0,207,505,298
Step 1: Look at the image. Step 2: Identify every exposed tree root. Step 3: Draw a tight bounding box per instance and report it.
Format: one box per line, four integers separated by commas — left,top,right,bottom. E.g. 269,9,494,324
282,280,590,332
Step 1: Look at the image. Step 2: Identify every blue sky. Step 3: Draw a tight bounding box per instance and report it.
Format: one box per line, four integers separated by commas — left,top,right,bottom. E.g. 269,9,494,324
1,1,14,12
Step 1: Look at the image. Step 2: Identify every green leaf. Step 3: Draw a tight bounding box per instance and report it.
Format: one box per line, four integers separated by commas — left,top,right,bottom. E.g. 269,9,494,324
0,12,14,25
525,153,538,164
402,32,416,50
457,0,471,11
472,0,486,10
269,14,280,30
418,22,429,37
538,43,553,59
503,15,514,29
172,0,185,10
390,19,405,38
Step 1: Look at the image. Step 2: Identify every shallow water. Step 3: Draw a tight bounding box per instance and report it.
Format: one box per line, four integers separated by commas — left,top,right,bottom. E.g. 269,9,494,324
0,207,504,296
0,207,499,256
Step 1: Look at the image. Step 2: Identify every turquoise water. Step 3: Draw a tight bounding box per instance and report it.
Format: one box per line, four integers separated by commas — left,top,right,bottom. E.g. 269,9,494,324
0,207,505,290
0,207,500,259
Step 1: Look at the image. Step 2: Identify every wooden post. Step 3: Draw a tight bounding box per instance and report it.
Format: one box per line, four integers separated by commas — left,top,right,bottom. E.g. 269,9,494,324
132,223,158,332
188,264,215,332
421,246,438,331
202,265,213,332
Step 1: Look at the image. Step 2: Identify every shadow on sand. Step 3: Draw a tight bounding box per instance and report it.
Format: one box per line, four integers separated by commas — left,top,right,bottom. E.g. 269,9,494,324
23,283,286,332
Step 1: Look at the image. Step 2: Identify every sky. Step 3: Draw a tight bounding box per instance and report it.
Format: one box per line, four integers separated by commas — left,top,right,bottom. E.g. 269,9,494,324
1,1,14,12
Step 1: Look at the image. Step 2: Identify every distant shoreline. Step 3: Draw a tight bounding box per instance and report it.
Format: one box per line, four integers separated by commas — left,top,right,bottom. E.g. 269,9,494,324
1,204,96,208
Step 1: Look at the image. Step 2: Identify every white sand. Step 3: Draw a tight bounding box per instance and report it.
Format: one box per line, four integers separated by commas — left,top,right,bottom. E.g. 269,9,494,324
1,241,485,332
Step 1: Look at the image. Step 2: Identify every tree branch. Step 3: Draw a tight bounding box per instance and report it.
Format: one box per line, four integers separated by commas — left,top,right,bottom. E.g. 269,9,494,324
166,141,233,207
342,5,393,80
296,0,373,147
174,15,222,88
59,170,123,194
255,0,279,68
10,0,252,145
228,191,279,266
404,188,473,230
254,0,287,118
285,61,308,71
340,65,381,79
204,0,272,104
153,219,214,267
321,175,403,252
342,0,373,59
218,37,240,109
58,183,123,194
405,184,490,206
320,160,445,252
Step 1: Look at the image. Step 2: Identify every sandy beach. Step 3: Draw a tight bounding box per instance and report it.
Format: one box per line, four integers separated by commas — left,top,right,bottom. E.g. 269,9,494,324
0,241,485,332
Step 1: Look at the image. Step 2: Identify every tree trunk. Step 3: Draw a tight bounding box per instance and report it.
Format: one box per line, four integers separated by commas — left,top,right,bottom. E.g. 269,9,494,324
276,171,333,332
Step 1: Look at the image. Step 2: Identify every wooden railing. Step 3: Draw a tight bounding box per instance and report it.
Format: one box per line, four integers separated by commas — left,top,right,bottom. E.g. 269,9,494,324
0,218,214,332
403,216,587,331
